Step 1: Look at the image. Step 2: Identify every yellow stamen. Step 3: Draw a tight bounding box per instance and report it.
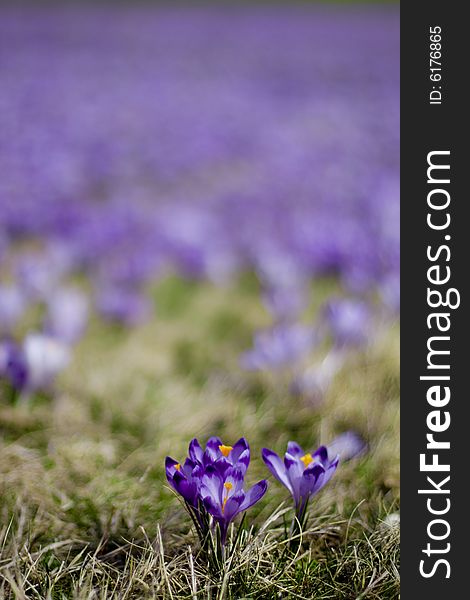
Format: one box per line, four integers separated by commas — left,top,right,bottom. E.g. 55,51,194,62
300,453,313,468
219,444,233,457
174,463,181,471
222,482,233,513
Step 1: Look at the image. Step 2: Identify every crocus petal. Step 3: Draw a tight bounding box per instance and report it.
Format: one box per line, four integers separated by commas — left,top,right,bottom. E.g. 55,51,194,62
204,436,223,464
188,438,204,464
165,456,180,469
320,456,339,487
213,457,231,476
173,473,199,506
165,456,180,488
222,491,245,522
262,448,293,494
286,441,304,457
312,445,329,465
201,466,224,504
236,449,250,474
181,457,196,477
202,494,223,519
239,480,268,512
191,464,204,482
284,452,303,501
224,466,245,494
299,463,325,499
310,457,339,496
230,437,250,464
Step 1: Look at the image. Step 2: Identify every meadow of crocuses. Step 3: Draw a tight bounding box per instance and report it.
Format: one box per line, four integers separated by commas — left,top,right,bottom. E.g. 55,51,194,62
0,3,399,598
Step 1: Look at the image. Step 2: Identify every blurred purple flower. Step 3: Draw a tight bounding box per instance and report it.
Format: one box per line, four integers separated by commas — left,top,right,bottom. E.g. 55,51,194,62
0,332,70,393
324,298,371,347
0,339,28,391
240,324,317,371
326,431,367,462
15,251,69,301
262,283,308,322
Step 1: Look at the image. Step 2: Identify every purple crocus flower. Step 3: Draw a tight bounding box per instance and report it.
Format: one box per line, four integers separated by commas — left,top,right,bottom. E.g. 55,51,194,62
200,464,267,545
262,442,339,518
165,436,251,508
165,435,267,549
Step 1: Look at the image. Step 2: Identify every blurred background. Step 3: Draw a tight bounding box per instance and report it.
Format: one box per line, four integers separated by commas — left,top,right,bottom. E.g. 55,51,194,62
0,0,399,350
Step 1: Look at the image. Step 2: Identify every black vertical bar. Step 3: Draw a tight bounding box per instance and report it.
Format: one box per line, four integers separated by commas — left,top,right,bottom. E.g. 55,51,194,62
401,2,466,597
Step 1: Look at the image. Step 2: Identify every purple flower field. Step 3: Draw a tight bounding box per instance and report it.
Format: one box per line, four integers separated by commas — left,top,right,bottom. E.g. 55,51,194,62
1,5,399,299
0,4,400,598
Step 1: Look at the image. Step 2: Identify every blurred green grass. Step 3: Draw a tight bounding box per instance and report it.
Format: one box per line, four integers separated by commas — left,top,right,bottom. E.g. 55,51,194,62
0,274,399,598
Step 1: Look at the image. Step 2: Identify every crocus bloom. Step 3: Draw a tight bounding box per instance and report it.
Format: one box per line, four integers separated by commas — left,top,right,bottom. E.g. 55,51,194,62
165,436,267,547
165,436,251,507
262,442,339,516
200,464,267,544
